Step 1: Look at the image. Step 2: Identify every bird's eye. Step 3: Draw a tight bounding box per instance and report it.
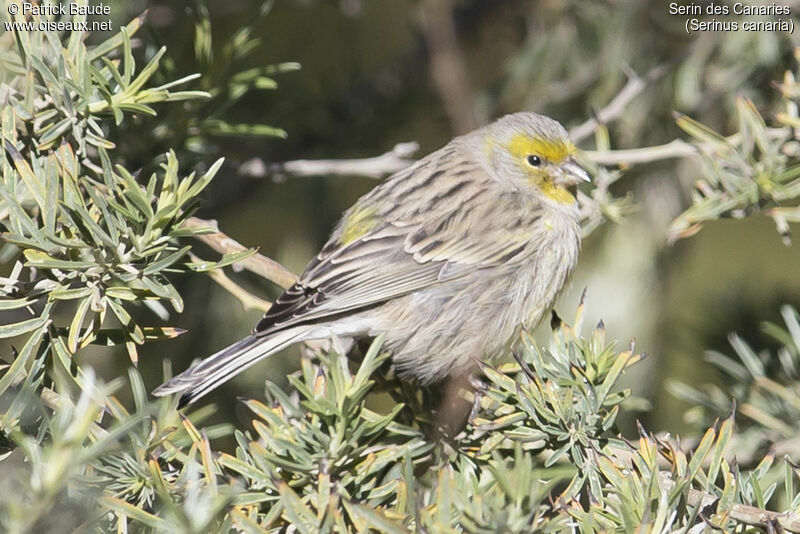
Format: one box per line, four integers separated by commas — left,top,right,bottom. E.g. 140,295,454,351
526,155,542,167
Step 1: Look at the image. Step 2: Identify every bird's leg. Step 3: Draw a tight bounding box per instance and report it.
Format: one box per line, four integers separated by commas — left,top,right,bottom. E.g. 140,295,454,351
434,374,478,438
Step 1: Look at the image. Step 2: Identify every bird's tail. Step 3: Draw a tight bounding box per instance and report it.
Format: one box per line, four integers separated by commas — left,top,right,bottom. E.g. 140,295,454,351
152,329,303,407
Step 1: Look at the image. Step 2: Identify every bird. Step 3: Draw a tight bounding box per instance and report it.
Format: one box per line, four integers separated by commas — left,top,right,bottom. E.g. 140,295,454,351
153,112,590,407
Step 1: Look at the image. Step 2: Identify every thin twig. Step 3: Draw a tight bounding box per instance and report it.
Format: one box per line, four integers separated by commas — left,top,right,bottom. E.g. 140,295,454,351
189,252,272,312
257,67,668,180
570,65,667,144
584,139,697,165
255,64,741,180
184,228,325,350
584,127,789,166
611,442,800,531
183,217,298,289
657,471,800,532
242,142,420,180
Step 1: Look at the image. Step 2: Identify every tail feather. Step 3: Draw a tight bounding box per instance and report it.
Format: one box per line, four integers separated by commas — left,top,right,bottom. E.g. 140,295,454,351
153,329,303,407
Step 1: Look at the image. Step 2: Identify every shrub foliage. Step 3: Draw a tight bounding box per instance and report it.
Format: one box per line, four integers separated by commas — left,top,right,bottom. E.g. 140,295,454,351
1,5,800,533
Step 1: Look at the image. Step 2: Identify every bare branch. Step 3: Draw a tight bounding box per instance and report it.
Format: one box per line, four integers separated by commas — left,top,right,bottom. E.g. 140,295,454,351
189,252,272,312
183,217,298,289
255,67,668,181
183,225,330,349
584,127,789,166
243,142,420,180
585,139,697,165
609,444,800,531
658,472,800,532
570,65,667,144
418,0,485,133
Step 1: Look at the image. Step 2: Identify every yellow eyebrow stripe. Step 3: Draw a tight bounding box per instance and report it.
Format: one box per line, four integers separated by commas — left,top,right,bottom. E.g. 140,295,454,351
507,133,574,163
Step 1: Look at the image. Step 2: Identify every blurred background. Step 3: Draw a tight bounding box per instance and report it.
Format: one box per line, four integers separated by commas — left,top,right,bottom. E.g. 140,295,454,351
75,0,800,437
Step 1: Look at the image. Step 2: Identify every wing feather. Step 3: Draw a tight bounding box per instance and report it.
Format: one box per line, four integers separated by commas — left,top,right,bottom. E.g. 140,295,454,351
253,144,548,335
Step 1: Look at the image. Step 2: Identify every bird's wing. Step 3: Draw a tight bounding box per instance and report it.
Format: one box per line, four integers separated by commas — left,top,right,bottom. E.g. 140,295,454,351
254,147,546,335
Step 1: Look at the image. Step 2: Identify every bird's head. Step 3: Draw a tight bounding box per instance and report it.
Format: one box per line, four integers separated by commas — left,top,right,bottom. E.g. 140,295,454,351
482,112,590,204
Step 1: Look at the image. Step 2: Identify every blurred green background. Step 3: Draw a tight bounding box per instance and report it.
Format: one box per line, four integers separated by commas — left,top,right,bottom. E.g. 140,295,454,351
74,0,800,436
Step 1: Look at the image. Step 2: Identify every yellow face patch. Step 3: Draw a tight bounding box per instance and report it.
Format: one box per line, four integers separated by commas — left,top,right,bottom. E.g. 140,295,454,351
506,133,577,205
507,133,574,165
340,205,378,245
540,181,576,204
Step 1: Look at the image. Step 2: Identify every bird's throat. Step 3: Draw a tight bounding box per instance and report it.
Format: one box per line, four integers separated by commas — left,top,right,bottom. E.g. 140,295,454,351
540,181,576,204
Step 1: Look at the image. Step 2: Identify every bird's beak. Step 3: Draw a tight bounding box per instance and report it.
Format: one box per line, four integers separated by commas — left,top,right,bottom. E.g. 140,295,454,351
560,158,591,185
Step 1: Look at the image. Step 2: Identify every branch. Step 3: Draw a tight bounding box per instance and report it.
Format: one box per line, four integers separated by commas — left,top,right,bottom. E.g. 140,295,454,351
418,0,484,133
584,127,789,166
570,65,667,144
609,444,800,531
256,67,667,180
242,142,420,180
250,66,688,181
188,252,272,312
584,139,696,165
184,240,330,352
658,471,800,532
183,217,298,289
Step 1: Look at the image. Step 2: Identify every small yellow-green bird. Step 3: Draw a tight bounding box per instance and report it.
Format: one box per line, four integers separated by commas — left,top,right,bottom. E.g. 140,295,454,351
153,112,590,407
